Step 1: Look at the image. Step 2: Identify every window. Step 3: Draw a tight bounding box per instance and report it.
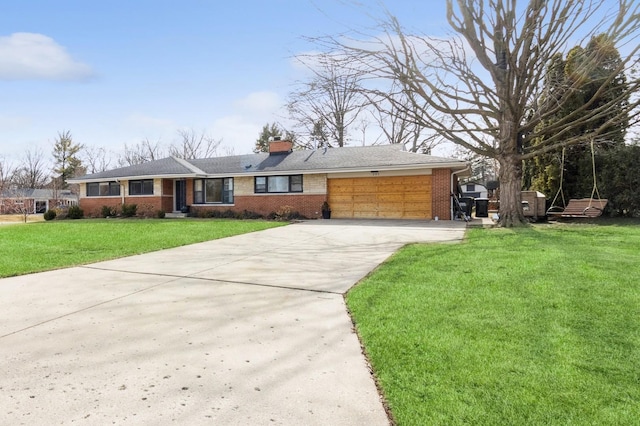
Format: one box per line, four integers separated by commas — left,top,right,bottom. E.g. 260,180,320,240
193,178,233,204
254,175,303,193
129,179,154,196
87,182,120,197
466,184,476,192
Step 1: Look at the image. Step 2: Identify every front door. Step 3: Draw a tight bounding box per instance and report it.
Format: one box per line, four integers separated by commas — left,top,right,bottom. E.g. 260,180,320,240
175,180,187,212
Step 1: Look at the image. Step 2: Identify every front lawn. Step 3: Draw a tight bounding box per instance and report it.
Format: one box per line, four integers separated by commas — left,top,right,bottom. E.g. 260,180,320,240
0,219,284,278
347,221,640,425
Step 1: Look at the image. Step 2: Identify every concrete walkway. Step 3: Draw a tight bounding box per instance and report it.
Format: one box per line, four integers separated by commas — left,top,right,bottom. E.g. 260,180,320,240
0,219,466,425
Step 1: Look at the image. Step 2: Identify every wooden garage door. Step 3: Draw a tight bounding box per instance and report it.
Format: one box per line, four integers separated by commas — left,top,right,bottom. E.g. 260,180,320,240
327,175,432,219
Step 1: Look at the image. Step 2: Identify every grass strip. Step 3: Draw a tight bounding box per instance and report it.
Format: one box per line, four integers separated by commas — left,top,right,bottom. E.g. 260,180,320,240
347,222,640,425
0,219,284,278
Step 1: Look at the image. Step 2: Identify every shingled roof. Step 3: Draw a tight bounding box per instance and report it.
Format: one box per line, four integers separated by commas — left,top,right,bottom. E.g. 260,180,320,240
71,145,467,182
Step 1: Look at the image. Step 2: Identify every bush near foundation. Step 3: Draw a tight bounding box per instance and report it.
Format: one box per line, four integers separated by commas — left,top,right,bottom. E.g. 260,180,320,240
121,204,137,217
67,205,84,219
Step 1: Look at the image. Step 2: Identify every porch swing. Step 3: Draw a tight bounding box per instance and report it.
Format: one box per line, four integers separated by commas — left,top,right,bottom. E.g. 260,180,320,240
546,139,608,219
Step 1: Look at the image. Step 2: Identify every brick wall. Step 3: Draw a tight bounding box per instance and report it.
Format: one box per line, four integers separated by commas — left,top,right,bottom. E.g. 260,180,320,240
79,197,121,217
191,194,326,219
432,168,452,220
80,196,163,217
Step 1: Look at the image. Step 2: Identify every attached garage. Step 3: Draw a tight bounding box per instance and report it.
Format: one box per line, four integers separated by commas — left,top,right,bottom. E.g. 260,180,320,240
328,175,433,219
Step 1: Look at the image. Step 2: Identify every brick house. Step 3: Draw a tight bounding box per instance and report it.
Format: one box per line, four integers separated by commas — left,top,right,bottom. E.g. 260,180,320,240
0,188,78,215
69,141,470,220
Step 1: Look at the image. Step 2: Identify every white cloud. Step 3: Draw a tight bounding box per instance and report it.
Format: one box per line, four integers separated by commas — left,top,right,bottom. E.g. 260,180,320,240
205,91,288,155
0,32,94,81
0,114,31,130
233,91,281,114
211,114,262,155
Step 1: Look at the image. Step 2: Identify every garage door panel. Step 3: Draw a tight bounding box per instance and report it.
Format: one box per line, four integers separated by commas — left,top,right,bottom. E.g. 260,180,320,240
403,183,432,193
403,212,427,219
352,185,375,194
353,210,378,218
404,202,431,212
377,203,402,212
332,210,353,219
377,193,404,202
404,193,431,202
331,194,354,203
378,210,403,218
351,177,376,185
328,175,433,219
354,202,378,211
377,179,400,187
353,194,377,203
331,186,354,194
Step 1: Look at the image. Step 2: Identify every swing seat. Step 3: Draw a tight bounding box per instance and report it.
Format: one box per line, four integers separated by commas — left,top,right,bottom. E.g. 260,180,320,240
548,198,608,219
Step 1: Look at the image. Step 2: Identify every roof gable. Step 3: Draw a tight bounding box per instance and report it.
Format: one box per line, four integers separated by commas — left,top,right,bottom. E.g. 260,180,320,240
71,157,200,181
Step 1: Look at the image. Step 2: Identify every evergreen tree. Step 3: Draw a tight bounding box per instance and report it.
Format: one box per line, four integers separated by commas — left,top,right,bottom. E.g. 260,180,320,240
524,34,629,200
254,123,296,153
52,130,83,188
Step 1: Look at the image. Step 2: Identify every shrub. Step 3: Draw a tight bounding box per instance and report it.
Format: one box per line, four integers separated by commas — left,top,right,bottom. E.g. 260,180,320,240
67,205,84,219
54,207,68,220
156,210,166,219
271,206,307,221
43,210,57,221
221,209,236,219
101,205,114,218
239,210,263,220
121,204,137,217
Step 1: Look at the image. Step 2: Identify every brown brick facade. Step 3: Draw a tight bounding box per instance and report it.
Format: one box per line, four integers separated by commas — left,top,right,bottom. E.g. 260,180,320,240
81,196,164,217
431,168,452,220
190,194,326,219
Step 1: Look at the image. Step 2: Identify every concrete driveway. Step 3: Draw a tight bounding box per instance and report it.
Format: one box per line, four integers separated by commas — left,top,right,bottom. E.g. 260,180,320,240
0,219,466,425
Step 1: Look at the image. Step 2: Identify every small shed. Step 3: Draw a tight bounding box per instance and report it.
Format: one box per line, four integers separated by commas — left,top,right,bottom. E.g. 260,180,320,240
461,182,488,199
521,191,546,220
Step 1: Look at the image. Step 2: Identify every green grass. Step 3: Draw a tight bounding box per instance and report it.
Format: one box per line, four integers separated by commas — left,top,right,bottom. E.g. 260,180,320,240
0,219,284,277
347,221,640,425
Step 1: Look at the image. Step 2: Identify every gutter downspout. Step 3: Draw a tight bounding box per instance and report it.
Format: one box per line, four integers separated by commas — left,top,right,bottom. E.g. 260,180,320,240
115,179,124,206
451,165,471,220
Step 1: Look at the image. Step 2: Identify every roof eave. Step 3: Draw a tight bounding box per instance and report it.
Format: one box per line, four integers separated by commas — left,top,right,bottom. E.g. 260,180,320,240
239,161,470,177
68,173,203,184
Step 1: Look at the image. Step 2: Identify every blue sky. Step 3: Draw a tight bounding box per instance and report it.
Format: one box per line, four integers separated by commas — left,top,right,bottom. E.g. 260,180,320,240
0,0,446,165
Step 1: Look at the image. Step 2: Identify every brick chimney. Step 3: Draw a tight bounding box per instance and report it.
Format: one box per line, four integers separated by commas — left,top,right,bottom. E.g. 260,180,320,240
268,137,293,155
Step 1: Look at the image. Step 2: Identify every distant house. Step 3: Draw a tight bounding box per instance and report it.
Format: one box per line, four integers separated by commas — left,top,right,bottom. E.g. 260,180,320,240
0,188,78,215
69,142,470,220
461,182,488,199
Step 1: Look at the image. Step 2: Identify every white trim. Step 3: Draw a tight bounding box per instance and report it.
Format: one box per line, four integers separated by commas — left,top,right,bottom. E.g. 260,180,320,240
69,173,201,184
327,169,433,179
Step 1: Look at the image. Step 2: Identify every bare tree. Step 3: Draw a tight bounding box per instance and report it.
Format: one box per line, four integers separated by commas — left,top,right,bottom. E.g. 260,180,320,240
83,146,112,174
8,187,33,223
0,157,15,194
13,147,49,189
371,85,441,153
169,129,221,159
0,157,16,215
287,53,368,148
320,0,640,226
117,138,165,166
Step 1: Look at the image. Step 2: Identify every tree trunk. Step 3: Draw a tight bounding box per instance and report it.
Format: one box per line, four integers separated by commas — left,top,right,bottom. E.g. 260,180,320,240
498,153,526,227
